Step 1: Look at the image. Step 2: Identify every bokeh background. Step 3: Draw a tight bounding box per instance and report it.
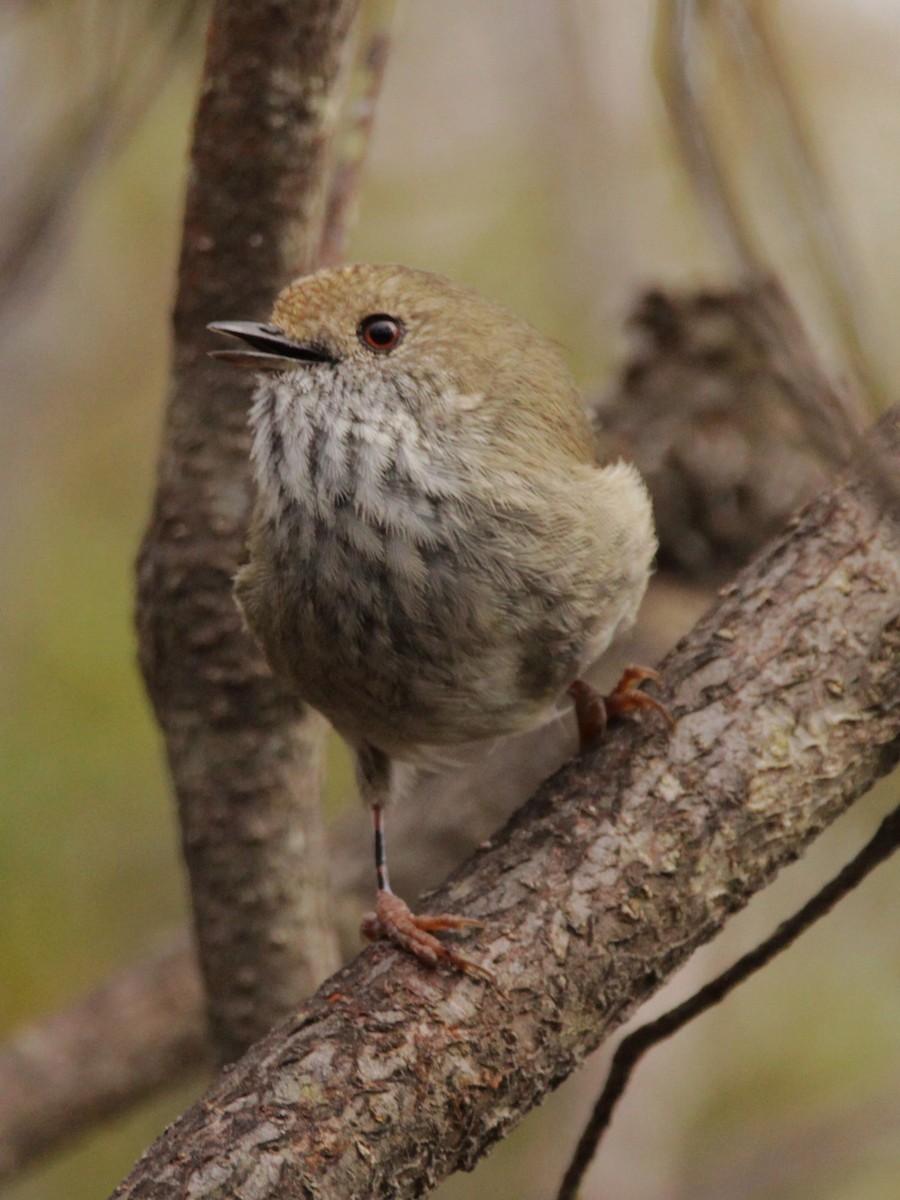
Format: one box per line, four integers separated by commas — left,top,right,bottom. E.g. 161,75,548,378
2,2,899,1198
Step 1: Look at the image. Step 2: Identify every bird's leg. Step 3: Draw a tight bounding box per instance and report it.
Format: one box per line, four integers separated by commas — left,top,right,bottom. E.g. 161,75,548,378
569,666,673,753
357,747,493,981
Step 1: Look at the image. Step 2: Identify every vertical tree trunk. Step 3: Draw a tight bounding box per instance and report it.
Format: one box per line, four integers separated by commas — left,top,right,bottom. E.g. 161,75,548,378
135,0,360,1064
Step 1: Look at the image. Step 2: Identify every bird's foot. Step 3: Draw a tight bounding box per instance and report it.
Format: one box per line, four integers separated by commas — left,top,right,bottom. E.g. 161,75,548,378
361,889,494,982
569,666,673,753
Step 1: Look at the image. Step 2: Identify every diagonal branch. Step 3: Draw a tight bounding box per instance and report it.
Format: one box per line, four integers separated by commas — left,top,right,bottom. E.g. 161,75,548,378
113,412,900,1199
2,281,887,1188
0,938,206,1183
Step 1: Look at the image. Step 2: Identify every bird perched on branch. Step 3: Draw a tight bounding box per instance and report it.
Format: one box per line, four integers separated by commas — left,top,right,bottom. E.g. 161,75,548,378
210,264,669,980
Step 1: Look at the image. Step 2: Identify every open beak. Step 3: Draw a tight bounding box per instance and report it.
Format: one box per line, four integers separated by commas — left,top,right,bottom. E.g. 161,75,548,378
207,321,336,368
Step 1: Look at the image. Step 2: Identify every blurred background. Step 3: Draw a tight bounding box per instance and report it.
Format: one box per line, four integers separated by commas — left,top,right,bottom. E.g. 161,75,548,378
1,2,899,1198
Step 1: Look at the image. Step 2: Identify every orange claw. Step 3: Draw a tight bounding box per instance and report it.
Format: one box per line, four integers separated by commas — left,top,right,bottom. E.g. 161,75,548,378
361,889,495,982
569,665,673,752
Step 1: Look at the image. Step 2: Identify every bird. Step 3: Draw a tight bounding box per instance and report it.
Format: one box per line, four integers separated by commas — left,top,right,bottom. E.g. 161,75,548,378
209,263,669,980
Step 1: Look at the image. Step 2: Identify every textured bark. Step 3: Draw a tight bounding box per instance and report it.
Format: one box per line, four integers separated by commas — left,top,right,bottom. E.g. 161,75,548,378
113,414,900,1199
135,0,361,1064
0,940,206,1182
2,276,884,1181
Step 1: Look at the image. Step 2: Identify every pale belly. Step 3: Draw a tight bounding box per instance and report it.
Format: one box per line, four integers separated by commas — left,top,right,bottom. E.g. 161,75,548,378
235,513,632,757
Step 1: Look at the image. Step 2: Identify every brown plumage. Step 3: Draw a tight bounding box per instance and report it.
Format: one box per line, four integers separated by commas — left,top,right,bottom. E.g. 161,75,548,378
210,264,664,979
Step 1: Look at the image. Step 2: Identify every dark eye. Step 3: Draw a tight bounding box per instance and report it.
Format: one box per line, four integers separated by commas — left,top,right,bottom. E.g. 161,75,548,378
359,313,404,354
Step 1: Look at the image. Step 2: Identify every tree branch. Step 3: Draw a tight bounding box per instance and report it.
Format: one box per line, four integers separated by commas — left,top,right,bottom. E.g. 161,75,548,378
556,798,900,1200
1,279,878,1186
135,0,361,1065
0,939,206,1181
113,412,900,1198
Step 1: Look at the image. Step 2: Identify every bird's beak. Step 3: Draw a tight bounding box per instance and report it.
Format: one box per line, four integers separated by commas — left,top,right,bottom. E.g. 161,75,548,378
207,321,336,368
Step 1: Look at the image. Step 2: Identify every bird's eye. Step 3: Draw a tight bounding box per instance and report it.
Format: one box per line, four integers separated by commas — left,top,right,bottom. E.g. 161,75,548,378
359,314,404,354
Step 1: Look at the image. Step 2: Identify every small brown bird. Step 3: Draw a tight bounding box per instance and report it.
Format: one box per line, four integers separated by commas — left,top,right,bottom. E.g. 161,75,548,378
210,264,668,979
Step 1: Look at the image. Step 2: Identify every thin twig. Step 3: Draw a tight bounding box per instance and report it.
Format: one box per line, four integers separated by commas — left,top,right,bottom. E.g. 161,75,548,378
654,0,760,276
0,1,204,311
555,802,900,1200
318,0,397,267
722,0,884,411
654,1,900,524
